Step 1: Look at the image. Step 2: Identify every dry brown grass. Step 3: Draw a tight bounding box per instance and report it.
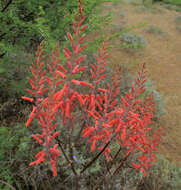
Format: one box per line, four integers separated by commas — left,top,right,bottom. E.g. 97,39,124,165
87,1,181,163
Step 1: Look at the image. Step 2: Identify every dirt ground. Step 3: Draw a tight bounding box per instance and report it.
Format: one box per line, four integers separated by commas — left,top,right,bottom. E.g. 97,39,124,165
89,1,181,163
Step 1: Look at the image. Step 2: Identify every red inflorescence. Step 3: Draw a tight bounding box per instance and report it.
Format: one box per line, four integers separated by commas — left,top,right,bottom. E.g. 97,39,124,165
23,0,161,178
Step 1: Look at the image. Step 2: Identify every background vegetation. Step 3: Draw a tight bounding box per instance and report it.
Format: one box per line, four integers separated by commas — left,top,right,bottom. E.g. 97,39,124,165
0,0,181,189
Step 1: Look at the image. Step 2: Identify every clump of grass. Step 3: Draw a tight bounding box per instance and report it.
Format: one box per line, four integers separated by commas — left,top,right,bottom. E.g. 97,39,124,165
146,25,167,38
176,24,181,32
118,10,126,17
150,5,164,13
120,32,146,51
175,15,181,32
175,15,181,23
164,4,181,12
135,5,148,13
143,0,153,8
129,0,142,6
146,25,163,34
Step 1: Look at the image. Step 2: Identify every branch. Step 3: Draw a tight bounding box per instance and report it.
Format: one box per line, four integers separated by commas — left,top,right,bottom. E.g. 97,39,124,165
80,134,115,174
55,137,77,176
0,180,16,190
0,52,6,58
0,33,6,41
110,151,131,179
1,0,13,12
74,120,86,148
92,146,122,190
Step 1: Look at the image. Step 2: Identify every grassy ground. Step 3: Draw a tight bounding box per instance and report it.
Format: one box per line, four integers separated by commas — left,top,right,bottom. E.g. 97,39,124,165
87,0,181,163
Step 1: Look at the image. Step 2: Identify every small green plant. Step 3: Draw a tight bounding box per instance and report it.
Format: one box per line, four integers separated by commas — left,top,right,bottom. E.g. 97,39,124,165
138,154,181,190
0,124,35,190
130,0,143,6
175,15,181,23
146,25,167,38
176,24,181,32
135,5,148,13
143,0,153,8
150,4,164,13
120,33,146,50
146,25,163,34
175,15,181,32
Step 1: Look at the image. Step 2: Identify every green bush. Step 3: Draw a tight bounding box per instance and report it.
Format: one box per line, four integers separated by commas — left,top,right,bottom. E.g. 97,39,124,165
137,155,181,190
0,0,111,99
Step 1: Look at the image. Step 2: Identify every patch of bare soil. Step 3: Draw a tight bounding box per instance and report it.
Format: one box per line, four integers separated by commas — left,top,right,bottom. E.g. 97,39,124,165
90,2,181,162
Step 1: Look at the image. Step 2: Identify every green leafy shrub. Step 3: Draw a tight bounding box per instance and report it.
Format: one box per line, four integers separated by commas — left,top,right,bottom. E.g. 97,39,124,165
120,33,146,50
0,0,111,99
0,124,33,189
0,48,33,98
137,154,181,190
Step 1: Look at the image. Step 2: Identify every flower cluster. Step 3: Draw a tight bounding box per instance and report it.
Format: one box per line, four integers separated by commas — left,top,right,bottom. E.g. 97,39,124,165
22,0,161,180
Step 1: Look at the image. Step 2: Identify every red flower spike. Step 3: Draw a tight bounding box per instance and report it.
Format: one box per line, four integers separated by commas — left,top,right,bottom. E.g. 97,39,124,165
23,0,161,180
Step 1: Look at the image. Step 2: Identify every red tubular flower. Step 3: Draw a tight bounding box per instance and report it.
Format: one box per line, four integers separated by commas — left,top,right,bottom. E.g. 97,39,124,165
50,160,57,177
26,106,36,127
22,96,34,103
